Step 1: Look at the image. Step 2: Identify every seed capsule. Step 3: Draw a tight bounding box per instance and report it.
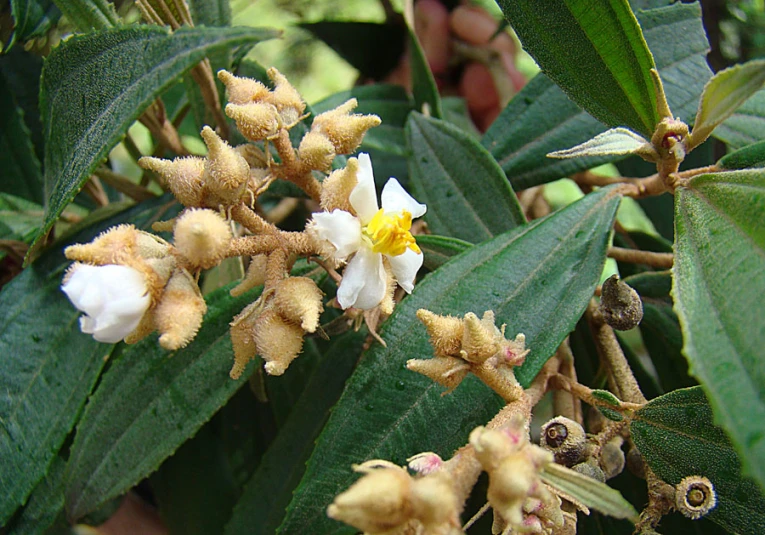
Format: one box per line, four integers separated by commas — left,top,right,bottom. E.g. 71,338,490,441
675,475,716,520
540,416,587,466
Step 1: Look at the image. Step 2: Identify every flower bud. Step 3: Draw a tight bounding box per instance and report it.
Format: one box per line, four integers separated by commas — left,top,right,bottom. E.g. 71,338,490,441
406,356,469,393
65,224,140,265
154,269,207,350
173,208,232,269
320,157,359,213
217,69,270,105
489,454,537,526
274,276,324,333
253,309,305,376
410,472,459,528
407,452,443,475
229,300,261,380
675,475,716,520
416,309,464,358
311,98,381,155
201,126,251,205
230,255,268,297
599,275,643,330
267,67,306,126
225,102,280,141
540,416,587,466
139,156,206,207
298,131,336,173
461,311,500,363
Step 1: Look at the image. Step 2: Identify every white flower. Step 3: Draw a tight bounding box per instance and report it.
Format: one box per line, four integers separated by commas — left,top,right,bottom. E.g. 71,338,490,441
310,153,426,310
62,263,151,343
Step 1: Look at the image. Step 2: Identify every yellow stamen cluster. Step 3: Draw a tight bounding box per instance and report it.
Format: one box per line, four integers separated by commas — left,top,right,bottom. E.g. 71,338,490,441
364,209,420,256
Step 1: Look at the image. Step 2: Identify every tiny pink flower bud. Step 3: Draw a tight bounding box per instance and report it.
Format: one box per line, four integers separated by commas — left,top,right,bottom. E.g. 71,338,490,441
407,452,444,475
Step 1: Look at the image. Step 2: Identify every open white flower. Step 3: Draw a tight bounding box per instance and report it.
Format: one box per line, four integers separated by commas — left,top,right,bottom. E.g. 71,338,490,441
310,153,426,310
62,263,151,343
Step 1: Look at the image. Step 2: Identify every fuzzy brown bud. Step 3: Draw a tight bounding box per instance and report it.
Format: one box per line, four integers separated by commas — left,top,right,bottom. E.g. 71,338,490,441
267,67,306,126
225,102,280,141
217,69,270,105
320,157,359,213
274,277,324,333
298,131,336,173
253,309,305,376
600,275,644,330
410,472,460,529
406,356,469,393
229,300,261,379
230,255,268,297
540,416,587,466
139,156,205,207
154,269,207,350
675,475,716,520
416,309,464,358
311,98,381,154
461,311,500,363
173,209,232,269
201,126,251,205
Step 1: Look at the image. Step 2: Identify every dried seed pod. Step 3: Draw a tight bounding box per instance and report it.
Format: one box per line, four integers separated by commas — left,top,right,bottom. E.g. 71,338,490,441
599,275,643,330
675,476,716,519
540,416,587,466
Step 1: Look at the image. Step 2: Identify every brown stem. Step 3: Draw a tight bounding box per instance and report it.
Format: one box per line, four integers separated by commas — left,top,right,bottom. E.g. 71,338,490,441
227,232,317,258
190,60,230,139
607,246,673,269
139,101,189,156
272,129,322,203
636,467,675,533
83,176,109,206
94,168,157,202
553,340,583,425
471,364,524,403
230,203,279,235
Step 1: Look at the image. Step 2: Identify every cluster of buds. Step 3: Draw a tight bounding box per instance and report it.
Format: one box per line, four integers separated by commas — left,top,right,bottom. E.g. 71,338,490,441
470,416,564,534
327,460,461,535
407,309,529,400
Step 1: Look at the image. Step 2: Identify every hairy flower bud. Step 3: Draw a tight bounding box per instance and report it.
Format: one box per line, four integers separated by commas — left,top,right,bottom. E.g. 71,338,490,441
173,209,232,269
139,156,206,207
217,69,270,105
406,356,469,393
230,255,268,297
407,452,444,475
154,269,207,350
572,461,606,483
461,311,500,363
65,224,168,266
540,416,587,466
410,472,460,529
320,157,359,213
253,309,305,376
274,276,324,333
201,126,251,205
599,275,643,331
311,98,381,155
267,67,306,126
675,475,716,520
229,300,261,380
298,131,336,173
416,309,464,358
225,102,280,141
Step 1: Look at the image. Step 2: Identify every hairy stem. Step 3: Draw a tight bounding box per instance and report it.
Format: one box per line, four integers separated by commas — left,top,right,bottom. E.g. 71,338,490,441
607,246,673,269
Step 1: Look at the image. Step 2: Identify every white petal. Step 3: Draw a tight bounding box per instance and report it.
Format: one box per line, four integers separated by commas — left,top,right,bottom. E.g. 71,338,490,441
381,178,426,218
387,248,423,293
337,247,387,310
310,210,362,261
348,153,379,223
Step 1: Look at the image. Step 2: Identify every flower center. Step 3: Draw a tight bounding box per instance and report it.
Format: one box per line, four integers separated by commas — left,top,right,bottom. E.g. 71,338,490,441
363,208,421,257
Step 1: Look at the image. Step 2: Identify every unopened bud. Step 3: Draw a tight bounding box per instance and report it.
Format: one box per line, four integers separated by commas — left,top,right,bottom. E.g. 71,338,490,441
461,311,500,363
230,255,268,297
600,275,643,331
139,156,205,207
470,425,525,471
65,224,140,265
410,472,459,528
489,454,537,526
226,102,280,141
298,131,336,173
154,269,207,350
217,69,270,105
320,157,359,213
201,126,250,205
311,98,381,155
540,416,587,466
229,300,261,379
253,309,305,376
675,475,716,520
406,356,469,393
416,309,464,358
173,208,232,269
407,452,443,475
267,67,306,126
274,276,324,333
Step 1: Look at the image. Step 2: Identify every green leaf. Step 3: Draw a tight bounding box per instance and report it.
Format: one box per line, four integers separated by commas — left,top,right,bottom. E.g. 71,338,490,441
674,169,765,491
188,0,231,27
0,197,170,526
7,0,61,50
715,91,765,150
32,25,278,259
548,128,649,159
63,283,261,520
4,456,65,534
225,332,365,535
416,235,472,271
0,48,45,165
278,188,620,534
718,140,765,170
689,60,765,150
406,22,442,119
406,112,525,243
301,22,406,81
496,0,659,137
50,0,118,31
541,463,638,520
630,387,765,533
0,71,43,204
484,2,710,190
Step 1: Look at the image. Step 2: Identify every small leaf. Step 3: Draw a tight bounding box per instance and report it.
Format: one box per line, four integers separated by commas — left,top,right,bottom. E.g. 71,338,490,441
406,112,525,244
718,140,765,170
32,25,278,259
689,60,765,150
541,463,638,520
673,169,765,491
7,0,61,50
547,128,650,159
631,387,765,534
592,389,621,407
279,188,620,534
50,0,118,31
416,235,472,271
63,283,261,520
496,0,660,137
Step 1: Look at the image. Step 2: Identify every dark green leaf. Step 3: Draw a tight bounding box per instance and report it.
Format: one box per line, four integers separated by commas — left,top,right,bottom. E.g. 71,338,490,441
631,387,765,533
406,112,524,243
674,169,765,491
0,72,43,204
0,197,170,525
33,25,278,258
407,22,442,119
4,456,65,534
50,0,118,31
279,188,620,534
416,234,472,271
485,2,710,190
63,282,262,520
188,0,231,27
496,0,659,137
718,140,765,170
7,0,60,49
301,22,405,81
225,332,365,535
0,48,45,166
715,90,765,150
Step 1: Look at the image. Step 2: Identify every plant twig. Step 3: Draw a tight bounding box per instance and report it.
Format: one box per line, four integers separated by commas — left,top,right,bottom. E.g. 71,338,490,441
607,246,673,269
94,168,157,202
